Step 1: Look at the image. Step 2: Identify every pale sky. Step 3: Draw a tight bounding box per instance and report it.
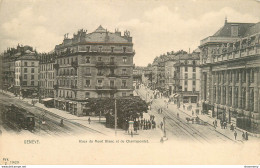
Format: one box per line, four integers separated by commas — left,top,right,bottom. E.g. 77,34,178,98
0,0,260,66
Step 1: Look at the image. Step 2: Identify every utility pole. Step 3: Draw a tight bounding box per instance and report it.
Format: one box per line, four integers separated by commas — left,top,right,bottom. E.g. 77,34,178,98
115,98,117,136
163,116,166,137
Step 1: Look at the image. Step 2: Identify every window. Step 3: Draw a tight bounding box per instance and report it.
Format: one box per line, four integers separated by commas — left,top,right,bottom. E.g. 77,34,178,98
110,57,115,63
31,81,34,86
192,88,196,92
24,68,27,73
236,71,239,83
185,60,188,65
98,57,102,61
86,68,91,75
213,86,216,102
122,69,127,75
31,62,34,66
249,88,254,111
24,62,28,66
86,46,90,52
184,87,187,91
22,81,27,86
184,80,188,85
122,92,126,97
31,68,34,73
192,60,196,65
185,67,188,72
185,74,188,79
123,57,127,63
110,80,114,87
234,87,238,108
229,87,232,106
122,80,126,87
242,70,246,83
97,69,102,76
24,74,27,79
192,73,196,79
71,69,73,75
241,87,246,109
218,86,221,104
229,71,233,82
193,80,196,85
85,92,90,98
31,75,34,80
193,67,196,72
110,69,114,75
111,47,114,52
249,69,254,83
86,57,90,63
123,47,126,53
97,79,102,85
223,86,226,105
86,80,90,87
99,46,102,52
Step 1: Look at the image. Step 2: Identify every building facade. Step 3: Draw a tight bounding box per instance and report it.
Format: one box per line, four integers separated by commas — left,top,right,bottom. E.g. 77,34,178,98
39,53,56,99
54,26,135,116
199,19,260,133
174,51,200,104
14,50,39,97
2,45,33,92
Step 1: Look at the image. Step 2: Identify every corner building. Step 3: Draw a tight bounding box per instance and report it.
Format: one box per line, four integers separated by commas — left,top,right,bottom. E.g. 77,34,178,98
199,19,260,133
54,26,135,116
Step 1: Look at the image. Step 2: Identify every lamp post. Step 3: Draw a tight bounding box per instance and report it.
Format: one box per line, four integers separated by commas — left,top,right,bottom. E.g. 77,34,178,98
115,98,117,136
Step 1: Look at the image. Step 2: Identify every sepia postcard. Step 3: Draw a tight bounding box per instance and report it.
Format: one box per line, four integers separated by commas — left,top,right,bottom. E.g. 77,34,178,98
0,0,260,166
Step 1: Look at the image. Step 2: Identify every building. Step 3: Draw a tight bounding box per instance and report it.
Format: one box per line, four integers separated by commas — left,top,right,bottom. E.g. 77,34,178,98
2,45,34,92
199,19,260,133
133,66,144,88
39,53,56,100
174,50,200,104
143,66,152,87
53,26,135,116
14,50,39,97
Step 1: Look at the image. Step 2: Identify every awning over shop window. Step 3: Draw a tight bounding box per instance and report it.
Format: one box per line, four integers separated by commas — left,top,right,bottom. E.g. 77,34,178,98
42,98,54,102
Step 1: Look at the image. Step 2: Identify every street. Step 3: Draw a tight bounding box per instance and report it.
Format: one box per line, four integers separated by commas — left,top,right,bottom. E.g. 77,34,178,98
0,92,103,136
135,86,237,143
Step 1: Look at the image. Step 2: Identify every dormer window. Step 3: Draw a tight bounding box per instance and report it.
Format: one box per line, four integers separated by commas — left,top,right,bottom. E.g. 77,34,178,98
111,47,114,53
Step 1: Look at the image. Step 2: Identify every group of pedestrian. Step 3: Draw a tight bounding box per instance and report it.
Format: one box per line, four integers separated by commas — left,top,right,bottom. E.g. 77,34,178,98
213,120,218,128
139,118,156,130
220,120,227,129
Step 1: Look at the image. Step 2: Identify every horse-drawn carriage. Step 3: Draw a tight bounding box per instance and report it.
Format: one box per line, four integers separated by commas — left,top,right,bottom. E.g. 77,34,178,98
186,116,207,125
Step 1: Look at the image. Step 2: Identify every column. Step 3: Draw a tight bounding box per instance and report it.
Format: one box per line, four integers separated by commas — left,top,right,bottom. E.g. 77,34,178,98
232,70,235,108
254,68,259,113
238,69,242,109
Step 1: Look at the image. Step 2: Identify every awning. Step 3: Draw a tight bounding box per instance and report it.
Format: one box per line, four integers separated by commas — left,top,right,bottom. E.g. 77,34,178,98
42,98,54,101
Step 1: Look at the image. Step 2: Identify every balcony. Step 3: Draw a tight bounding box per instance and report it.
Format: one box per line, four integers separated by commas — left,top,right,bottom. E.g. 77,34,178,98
97,73,104,76
118,73,131,78
121,86,128,89
71,85,77,89
95,61,105,68
106,62,117,68
54,63,59,70
107,73,117,78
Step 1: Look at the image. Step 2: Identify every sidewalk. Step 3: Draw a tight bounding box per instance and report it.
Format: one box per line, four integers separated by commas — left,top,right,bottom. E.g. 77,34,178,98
177,103,260,142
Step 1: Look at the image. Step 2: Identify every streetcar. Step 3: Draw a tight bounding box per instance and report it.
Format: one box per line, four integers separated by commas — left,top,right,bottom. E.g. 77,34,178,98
2,104,35,131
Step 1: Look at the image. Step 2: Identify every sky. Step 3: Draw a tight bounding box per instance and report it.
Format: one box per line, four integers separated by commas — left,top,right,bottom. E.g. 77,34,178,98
0,0,260,66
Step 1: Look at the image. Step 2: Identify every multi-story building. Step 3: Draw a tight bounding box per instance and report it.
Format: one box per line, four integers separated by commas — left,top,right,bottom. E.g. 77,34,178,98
39,53,56,99
14,50,39,97
133,66,144,87
174,51,200,104
143,66,152,87
2,45,34,92
151,62,158,90
199,19,260,133
53,26,135,116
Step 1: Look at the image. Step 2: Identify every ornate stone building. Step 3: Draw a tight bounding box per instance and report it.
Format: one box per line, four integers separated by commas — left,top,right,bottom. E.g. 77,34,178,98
199,19,260,133
53,26,135,116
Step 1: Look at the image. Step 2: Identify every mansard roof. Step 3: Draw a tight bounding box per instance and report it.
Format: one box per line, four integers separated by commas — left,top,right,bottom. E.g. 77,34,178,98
213,22,254,37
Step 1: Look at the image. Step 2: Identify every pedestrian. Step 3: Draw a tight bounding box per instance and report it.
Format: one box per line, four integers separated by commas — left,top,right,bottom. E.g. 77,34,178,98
230,124,234,131
192,110,194,116
242,132,245,140
88,117,91,124
160,137,164,143
160,121,163,129
215,120,218,127
245,132,248,140
177,112,179,119
234,131,237,140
